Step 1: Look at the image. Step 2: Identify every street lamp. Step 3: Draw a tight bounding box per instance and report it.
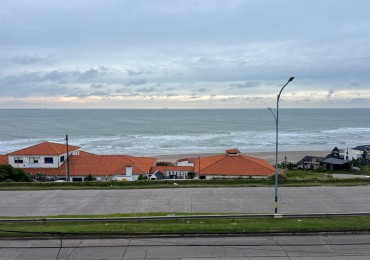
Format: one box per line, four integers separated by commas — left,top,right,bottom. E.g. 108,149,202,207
268,77,295,215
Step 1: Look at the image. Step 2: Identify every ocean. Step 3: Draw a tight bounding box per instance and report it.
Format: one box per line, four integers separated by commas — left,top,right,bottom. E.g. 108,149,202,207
0,109,369,156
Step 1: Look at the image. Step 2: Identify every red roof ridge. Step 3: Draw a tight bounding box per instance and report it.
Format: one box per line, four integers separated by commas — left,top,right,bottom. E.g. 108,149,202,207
8,141,80,156
48,142,60,155
240,154,275,172
197,154,226,173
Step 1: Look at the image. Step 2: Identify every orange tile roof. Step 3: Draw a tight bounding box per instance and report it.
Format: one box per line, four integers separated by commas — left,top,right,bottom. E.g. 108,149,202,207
0,155,9,165
68,155,156,177
79,151,96,156
22,155,157,177
150,165,194,174
194,153,275,176
22,166,66,176
8,142,80,156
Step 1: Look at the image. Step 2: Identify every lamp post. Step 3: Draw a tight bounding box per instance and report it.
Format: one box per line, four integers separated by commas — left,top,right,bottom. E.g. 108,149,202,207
268,77,294,214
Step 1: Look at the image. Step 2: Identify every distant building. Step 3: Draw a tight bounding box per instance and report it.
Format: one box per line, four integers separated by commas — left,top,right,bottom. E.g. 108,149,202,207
321,158,351,170
297,156,323,170
149,166,194,180
330,147,340,158
347,145,370,162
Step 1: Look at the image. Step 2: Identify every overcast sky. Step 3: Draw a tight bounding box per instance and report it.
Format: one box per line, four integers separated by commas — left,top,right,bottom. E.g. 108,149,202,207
1,0,369,109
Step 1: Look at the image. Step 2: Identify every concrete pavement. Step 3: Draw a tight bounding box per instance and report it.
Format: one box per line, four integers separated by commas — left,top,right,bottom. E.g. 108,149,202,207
1,234,370,259
1,186,370,216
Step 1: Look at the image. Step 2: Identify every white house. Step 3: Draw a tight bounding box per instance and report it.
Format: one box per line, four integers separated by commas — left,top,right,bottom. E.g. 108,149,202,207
344,145,370,161
8,141,80,169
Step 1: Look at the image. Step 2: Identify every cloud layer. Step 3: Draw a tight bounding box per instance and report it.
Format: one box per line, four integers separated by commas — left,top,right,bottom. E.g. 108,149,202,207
0,0,370,108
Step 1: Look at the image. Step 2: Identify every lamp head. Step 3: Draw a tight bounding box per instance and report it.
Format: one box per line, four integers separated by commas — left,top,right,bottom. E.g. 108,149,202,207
288,77,295,82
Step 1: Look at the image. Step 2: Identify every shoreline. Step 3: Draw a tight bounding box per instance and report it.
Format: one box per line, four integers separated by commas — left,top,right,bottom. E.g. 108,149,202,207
156,150,329,164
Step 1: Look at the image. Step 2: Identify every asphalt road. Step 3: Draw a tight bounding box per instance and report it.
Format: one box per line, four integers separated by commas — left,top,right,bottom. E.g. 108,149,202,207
1,234,370,259
1,186,370,216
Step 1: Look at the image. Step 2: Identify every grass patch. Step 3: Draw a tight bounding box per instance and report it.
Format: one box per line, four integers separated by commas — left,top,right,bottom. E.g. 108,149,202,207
1,216,370,238
0,175,370,190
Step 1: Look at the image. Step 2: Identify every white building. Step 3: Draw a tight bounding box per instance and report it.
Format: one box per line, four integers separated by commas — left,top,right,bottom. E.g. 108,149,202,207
8,141,80,169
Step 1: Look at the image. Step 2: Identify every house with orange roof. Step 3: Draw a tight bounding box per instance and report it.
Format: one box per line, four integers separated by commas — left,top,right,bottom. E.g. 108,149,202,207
180,149,274,179
5,141,157,182
7,141,80,169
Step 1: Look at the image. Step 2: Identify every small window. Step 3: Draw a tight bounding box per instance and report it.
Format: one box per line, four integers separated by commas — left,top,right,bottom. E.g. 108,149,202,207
29,157,39,163
60,156,65,163
44,157,54,164
14,157,23,164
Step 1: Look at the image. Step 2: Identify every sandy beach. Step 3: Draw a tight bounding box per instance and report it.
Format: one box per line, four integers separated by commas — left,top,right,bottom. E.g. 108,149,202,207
157,150,329,164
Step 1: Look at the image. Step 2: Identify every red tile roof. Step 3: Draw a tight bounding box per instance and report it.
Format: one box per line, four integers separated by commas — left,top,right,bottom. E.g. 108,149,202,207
0,155,9,165
68,155,156,176
194,152,274,176
8,142,80,156
22,155,157,177
150,166,194,174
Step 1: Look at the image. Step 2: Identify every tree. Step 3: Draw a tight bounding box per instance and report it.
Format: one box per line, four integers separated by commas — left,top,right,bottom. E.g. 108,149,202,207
187,171,195,179
138,175,148,180
156,161,173,166
0,165,32,182
84,174,96,181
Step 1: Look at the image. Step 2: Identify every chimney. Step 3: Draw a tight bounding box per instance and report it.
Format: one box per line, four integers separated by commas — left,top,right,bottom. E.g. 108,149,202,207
126,164,133,177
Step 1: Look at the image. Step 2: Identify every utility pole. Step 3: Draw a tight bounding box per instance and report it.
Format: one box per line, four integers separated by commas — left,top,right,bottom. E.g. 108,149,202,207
198,156,201,179
65,134,70,182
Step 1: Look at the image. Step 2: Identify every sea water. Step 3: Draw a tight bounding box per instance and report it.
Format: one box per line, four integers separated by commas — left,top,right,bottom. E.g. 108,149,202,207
0,109,369,155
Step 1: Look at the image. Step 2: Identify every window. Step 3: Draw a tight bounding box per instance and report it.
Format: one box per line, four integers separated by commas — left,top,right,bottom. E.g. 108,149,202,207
44,157,54,164
29,157,39,163
14,157,23,164
60,156,65,163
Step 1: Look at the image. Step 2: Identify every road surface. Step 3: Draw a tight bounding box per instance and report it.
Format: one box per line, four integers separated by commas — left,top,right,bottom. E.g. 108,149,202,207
1,234,370,259
1,186,370,216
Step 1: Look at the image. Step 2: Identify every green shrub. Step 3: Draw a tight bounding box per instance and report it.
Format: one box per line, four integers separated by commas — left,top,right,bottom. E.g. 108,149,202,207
0,165,32,182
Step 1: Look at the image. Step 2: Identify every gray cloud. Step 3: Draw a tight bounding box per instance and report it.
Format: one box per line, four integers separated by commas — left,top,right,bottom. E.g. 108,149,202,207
11,54,54,65
79,68,99,80
136,87,156,93
127,69,151,76
125,79,147,86
115,88,130,93
327,89,335,98
89,91,110,96
350,98,369,103
0,68,104,87
196,87,208,92
231,81,261,88
90,84,105,89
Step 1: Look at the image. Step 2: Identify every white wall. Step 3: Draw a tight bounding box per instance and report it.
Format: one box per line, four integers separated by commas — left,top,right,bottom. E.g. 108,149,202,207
9,150,79,169
9,155,59,168
348,149,363,160
177,161,195,166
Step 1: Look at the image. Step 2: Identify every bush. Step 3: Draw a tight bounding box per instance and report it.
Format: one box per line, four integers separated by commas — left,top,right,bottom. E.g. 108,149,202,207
0,165,32,182
138,175,148,180
187,172,195,179
269,174,286,184
84,174,96,181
